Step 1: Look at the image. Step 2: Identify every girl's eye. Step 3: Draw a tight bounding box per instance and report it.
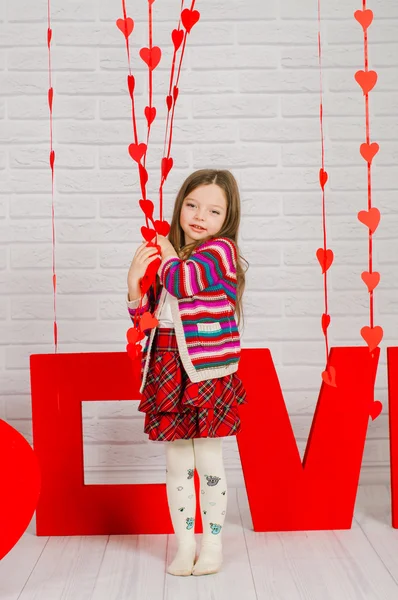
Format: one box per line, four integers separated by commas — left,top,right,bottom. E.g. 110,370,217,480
186,202,219,215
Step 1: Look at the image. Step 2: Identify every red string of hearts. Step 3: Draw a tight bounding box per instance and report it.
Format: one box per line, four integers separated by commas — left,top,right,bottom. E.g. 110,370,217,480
316,1,335,387
116,0,201,353
159,3,200,221
354,3,383,352
46,7,58,352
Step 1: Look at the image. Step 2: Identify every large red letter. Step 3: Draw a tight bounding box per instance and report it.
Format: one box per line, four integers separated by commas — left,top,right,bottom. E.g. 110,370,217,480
237,347,379,531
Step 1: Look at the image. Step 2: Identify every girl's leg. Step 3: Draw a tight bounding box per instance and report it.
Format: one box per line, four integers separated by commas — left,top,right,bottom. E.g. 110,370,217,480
165,438,197,576
192,437,227,575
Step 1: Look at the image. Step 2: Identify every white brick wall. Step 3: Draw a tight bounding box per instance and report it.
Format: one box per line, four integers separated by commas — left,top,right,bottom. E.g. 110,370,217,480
1,0,397,487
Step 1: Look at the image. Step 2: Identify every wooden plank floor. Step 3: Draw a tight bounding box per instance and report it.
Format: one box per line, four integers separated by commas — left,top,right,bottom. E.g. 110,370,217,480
1,485,398,600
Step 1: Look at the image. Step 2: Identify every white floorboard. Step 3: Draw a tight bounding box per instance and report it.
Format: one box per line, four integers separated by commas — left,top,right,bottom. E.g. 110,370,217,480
1,485,398,600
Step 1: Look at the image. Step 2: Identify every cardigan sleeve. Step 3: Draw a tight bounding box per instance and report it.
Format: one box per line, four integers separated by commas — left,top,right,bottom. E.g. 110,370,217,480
158,237,236,299
126,292,150,319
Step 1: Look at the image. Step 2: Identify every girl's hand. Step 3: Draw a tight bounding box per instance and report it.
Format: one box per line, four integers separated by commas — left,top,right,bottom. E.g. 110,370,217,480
151,234,178,258
127,240,161,285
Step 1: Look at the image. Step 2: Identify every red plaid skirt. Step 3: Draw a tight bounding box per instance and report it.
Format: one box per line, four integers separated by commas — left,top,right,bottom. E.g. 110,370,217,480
137,327,248,442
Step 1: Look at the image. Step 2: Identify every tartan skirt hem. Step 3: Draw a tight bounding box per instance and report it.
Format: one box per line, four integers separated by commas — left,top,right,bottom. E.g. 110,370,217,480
138,328,247,442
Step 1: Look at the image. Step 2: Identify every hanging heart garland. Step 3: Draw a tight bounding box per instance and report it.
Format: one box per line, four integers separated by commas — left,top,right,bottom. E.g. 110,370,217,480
315,1,335,387
354,4,383,352
116,0,201,361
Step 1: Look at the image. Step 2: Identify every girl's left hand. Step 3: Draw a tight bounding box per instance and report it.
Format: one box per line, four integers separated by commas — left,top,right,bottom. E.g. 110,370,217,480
149,234,178,258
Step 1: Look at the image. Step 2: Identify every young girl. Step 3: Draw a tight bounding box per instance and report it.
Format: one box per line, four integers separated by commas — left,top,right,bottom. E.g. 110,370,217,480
126,169,248,577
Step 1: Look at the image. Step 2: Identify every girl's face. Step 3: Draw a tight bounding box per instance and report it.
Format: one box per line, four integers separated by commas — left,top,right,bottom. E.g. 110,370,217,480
179,184,227,246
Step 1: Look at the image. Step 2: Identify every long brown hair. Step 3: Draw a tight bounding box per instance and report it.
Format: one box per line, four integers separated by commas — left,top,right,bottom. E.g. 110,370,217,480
155,169,249,331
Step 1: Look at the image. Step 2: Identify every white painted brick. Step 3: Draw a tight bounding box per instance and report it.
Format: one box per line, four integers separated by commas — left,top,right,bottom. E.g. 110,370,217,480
8,96,96,120
240,69,320,93
8,47,97,71
238,21,317,45
191,46,279,70
9,146,95,169
7,0,97,22
9,195,96,219
193,144,279,169
99,95,190,120
193,94,278,118
10,244,96,269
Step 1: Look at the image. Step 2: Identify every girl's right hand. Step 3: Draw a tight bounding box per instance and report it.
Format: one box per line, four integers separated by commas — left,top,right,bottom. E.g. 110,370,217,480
127,241,161,285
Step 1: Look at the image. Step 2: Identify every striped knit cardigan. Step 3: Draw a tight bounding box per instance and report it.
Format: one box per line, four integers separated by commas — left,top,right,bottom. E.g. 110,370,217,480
126,236,242,395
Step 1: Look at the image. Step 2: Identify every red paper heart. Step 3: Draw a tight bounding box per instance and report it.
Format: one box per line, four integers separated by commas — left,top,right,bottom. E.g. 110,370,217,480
0,420,41,560
161,157,173,180
140,311,159,332
370,400,382,420
145,106,156,126
127,74,135,97
127,327,143,344
357,207,380,234
116,17,134,38
139,46,162,70
166,95,173,111
355,70,378,95
128,142,147,163
139,199,154,219
354,9,373,30
172,28,184,51
173,86,179,101
361,271,380,293
141,226,157,242
321,366,337,387
126,343,141,361
139,163,148,189
321,313,331,335
319,168,328,190
316,248,334,274
181,8,200,33
140,255,162,295
154,220,171,236
360,325,383,351
49,150,55,170
48,87,53,111
47,27,52,47
360,142,379,164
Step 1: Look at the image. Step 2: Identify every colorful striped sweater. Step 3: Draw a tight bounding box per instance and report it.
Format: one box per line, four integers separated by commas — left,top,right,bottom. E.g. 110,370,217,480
126,236,242,394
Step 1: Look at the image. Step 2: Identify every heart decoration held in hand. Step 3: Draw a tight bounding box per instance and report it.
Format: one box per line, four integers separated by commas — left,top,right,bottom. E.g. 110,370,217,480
154,220,170,236
140,311,159,332
0,419,41,560
139,199,154,220
141,226,157,242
